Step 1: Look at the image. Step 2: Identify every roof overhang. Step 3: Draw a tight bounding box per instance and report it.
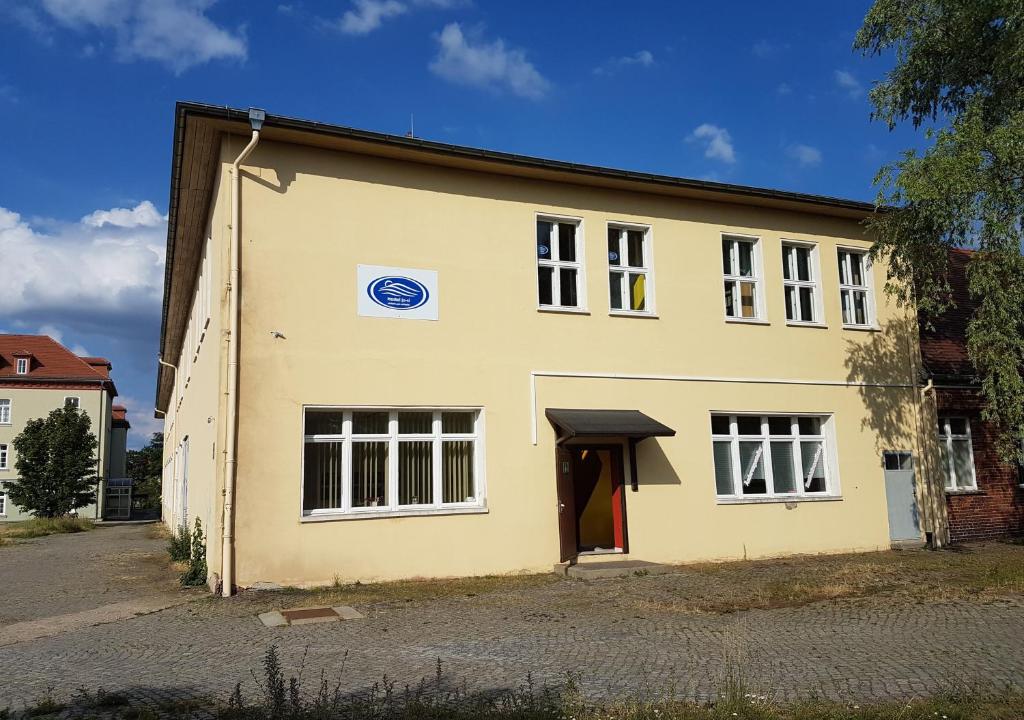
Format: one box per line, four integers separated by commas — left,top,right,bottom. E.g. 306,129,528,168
156,101,882,412
545,408,676,442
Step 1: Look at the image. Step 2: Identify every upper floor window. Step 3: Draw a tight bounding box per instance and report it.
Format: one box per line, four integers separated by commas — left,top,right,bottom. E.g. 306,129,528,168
537,218,583,310
837,248,874,327
722,235,762,320
64,396,80,409
607,225,653,314
711,414,833,499
938,417,976,491
15,358,28,374
0,443,8,470
0,399,10,424
303,407,484,516
782,242,820,324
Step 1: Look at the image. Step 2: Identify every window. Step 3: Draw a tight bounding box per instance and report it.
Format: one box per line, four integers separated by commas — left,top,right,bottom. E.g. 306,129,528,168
711,414,833,499
883,451,913,470
838,248,873,326
722,235,762,320
0,492,5,515
64,396,80,409
0,399,9,424
15,358,27,374
303,408,483,516
607,225,653,313
537,217,584,310
0,444,7,470
938,417,976,491
782,242,820,324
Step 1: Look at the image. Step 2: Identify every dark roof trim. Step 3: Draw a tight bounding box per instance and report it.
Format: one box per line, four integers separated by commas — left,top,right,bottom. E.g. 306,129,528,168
546,408,676,440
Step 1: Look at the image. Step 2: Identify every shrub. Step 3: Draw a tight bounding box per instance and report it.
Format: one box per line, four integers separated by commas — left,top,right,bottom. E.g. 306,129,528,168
179,518,208,587
167,523,192,562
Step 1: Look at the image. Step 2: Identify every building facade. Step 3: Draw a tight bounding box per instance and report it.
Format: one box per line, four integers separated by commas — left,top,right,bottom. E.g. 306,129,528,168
0,335,125,521
157,103,949,592
920,250,1024,541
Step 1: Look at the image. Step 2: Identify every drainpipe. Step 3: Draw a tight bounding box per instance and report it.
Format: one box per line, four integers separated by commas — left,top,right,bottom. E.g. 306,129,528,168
157,357,178,526
222,108,265,598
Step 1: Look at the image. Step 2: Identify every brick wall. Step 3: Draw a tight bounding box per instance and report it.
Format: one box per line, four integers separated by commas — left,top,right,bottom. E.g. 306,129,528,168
936,387,1024,542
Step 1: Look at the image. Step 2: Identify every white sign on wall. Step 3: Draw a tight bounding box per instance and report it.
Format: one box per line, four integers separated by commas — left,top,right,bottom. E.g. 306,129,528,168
357,264,439,321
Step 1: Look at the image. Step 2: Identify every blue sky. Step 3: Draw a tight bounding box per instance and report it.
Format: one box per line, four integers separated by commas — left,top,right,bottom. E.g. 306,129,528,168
0,0,918,447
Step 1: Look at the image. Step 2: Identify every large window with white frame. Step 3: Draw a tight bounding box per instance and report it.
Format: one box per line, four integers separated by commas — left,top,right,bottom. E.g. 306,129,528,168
536,217,584,310
303,408,484,516
782,242,820,324
607,224,653,314
15,358,28,374
938,417,976,491
837,248,874,327
0,399,10,424
722,234,762,320
0,443,8,470
711,414,834,499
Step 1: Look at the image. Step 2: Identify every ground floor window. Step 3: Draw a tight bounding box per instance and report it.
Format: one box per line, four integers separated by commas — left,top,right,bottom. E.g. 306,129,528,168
711,413,834,499
938,417,976,491
303,407,483,516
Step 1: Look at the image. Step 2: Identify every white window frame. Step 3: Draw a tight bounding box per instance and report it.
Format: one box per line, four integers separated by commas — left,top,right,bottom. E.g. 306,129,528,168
301,406,487,520
938,416,977,491
607,222,656,316
837,247,876,328
64,396,80,409
711,413,840,502
15,358,27,374
782,241,823,325
0,399,10,425
536,214,587,313
721,233,765,322
0,443,8,471
0,491,5,516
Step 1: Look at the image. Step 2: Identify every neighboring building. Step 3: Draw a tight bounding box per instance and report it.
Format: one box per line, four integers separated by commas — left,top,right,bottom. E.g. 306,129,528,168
0,335,127,520
156,103,948,593
920,249,1024,541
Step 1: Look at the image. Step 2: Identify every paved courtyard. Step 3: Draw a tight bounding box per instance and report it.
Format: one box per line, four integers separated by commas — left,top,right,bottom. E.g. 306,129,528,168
2,525,1024,712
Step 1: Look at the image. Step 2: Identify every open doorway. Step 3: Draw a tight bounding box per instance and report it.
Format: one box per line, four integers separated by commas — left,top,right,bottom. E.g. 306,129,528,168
555,445,627,561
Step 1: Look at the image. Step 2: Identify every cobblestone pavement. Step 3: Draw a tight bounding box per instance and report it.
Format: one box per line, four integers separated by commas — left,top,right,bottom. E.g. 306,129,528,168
2,526,1024,711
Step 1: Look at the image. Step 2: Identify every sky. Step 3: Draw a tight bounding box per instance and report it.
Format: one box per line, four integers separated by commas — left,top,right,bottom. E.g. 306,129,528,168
0,0,922,448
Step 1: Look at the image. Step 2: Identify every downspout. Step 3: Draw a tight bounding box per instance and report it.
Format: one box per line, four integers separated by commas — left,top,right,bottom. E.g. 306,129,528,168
222,108,265,598
157,357,178,525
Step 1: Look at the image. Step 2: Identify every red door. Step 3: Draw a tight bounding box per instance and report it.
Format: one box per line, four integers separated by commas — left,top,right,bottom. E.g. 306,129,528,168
555,446,577,562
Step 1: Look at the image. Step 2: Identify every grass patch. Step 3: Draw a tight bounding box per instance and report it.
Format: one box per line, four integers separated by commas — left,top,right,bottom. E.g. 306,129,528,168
631,541,1024,614
0,517,94,541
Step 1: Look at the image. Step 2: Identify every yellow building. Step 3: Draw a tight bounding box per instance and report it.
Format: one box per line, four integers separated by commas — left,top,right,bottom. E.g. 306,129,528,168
156,103,948,594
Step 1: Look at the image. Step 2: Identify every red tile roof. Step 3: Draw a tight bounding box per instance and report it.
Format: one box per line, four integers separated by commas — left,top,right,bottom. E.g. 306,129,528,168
0,334,117,392
920,249,975,379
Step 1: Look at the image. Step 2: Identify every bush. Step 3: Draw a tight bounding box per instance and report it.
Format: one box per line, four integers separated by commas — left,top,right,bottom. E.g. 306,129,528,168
1,517,94,539
167,523,191,562
179,518,208,587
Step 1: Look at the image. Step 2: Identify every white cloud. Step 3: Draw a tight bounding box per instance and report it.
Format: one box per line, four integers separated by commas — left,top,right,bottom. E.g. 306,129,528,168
338,0,406,34
27,0,247,73
776,82,792,96
835,69,863,98
593,49,654,76
82,200,165,229
788,143,823,167
430,23,549,100
117,395,164,446
688,124,736,164
0,203,165,318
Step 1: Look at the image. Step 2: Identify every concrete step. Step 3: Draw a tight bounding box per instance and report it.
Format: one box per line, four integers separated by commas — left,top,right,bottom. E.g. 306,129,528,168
554,559,673,580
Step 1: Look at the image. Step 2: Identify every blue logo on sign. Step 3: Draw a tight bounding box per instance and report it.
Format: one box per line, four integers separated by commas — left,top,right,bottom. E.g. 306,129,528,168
608,251,619,262
367,276,430,310
537,244,549,257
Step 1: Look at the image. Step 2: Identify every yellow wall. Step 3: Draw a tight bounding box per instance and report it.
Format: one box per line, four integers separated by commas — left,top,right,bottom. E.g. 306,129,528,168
170,136,945,587
0,386,109,520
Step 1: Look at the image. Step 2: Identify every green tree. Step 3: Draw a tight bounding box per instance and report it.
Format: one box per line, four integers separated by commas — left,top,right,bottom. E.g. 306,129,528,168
855,0,1024,457
127,432,163,509
8,405,98,517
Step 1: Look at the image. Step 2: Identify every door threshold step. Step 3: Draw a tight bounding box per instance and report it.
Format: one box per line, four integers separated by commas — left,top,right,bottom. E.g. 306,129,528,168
554,560,673,579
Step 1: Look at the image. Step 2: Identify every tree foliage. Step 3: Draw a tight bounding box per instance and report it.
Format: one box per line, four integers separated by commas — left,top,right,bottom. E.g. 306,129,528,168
855,0,1024,457
127,432,163,509
8,404,98,517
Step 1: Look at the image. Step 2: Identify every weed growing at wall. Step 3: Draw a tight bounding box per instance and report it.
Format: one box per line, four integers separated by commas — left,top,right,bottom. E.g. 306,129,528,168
178,518,207,587
167,523,191,562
